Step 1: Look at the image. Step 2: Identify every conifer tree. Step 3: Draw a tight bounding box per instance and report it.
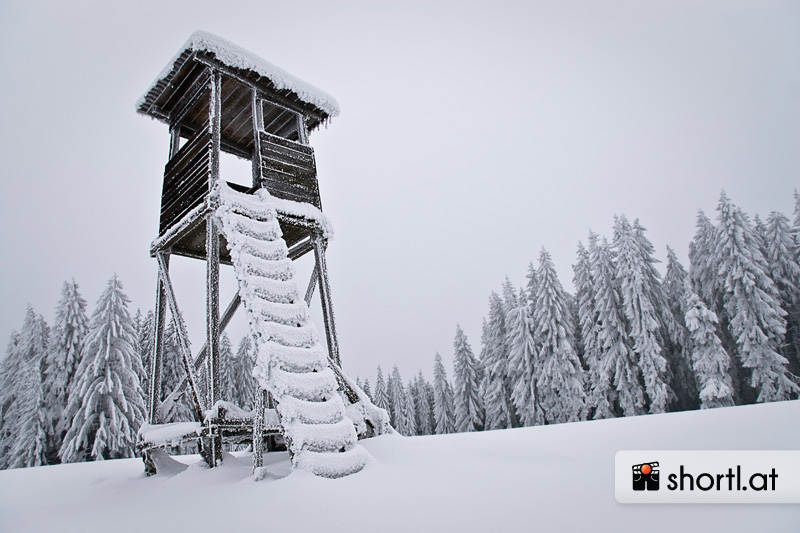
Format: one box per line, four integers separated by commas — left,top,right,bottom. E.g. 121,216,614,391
506,290,543,426
399,379,417,436
135,309,155,408
60,275,146,462
480,292,515,430
233,335,258,410
714,193,798,403
362,378,372,402
452,325,483,432
574,237,607,419
2,309,49,467
684,285,735,409
664,247,689,319
413,371,434,435
764,211,800,374
533,249,586,424
0,330,22,468
432,352,455,434
387,365,404,428
592,238,644,417
689,210,719,307
220,333,238,404
613,216,670,413
374,366,389,414
42,280,89,463
388,366,414,434
9,357,48,468
660,246,700,411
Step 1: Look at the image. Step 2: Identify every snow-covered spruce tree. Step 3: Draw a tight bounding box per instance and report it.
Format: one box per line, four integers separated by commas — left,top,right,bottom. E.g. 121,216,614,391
714,193,798,403
432,352,455,434
60,275,146,463
664,246,689,319
234,335,258,410
684,285,735,409
42,280,89,463
220,333,238,404
765,211,800,375
613,216,670,413
413,371,434,435
9,357,48,469
387,365,404,429
0,330,22,469
135,309,154,409
374,365,389,414
533,249,586,424
631,219,696,412
400,380,418,436
689,210,720,308
387,366,414,435
480,292,515,430
573,237,608,419
506,290,543,426
592,238,644,417
0,308,49,468
452,325,483,432
661,246,700,411
362,378,373,402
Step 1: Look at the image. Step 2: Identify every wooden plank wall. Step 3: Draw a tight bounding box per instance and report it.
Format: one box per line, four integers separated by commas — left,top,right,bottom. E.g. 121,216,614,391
259,130,321,209
160,128,212,234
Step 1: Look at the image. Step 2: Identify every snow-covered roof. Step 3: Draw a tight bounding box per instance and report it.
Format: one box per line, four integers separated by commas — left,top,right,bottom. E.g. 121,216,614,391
137,31,339,122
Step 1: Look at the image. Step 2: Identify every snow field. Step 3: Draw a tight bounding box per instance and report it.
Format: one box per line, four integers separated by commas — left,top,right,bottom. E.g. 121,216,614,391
1,400,797,532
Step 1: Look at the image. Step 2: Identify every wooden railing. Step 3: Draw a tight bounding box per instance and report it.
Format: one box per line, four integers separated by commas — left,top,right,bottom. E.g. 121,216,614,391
258,131,321,209
160,128,212,235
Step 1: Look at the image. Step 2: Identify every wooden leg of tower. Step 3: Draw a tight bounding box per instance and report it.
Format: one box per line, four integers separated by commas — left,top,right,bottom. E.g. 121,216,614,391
311,232,340,367
148,254,169,424
252,389,265,473
206,214,222,467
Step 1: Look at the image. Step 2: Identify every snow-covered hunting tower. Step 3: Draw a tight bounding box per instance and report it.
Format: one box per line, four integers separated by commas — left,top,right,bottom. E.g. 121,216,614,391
136,31,388,478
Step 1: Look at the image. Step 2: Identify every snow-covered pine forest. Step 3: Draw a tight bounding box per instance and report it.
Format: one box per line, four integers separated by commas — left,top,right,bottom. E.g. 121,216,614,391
361,191,800,436
1,190,799,467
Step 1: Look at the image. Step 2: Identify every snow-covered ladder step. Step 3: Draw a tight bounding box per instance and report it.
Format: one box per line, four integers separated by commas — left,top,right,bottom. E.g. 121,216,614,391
217,184,369,477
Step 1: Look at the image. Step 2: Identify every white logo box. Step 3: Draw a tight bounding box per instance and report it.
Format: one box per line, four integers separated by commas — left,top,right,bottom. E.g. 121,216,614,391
615,450,800,503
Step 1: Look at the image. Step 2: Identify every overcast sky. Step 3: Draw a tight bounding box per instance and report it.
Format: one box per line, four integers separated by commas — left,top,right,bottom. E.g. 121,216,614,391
1,1,799,385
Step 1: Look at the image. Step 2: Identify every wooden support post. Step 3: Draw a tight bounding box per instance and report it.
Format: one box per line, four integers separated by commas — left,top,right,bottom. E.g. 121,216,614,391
252,389,266,473
209,69,222,196
296,113,309,145
206,214,221,408
204,70,223,469
148,255,169,424
311,232,340,366
156,253,205,420
304,266,319,306
251,89,263,189
169,124,181,159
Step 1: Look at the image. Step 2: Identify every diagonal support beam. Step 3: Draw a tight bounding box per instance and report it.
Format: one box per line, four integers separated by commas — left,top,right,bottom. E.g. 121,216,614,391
157,252,205,421
312,232,340,367
304,267,318,306
159,292,241,415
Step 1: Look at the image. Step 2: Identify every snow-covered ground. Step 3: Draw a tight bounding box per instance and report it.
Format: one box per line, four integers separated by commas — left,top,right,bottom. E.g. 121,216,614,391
1,401,798,533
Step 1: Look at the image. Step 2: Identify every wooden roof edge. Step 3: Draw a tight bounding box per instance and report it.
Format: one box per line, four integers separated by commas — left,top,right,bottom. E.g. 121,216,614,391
137,31,339,126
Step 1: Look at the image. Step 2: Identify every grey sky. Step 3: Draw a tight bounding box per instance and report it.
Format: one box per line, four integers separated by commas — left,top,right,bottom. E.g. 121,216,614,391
1,1,798,384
